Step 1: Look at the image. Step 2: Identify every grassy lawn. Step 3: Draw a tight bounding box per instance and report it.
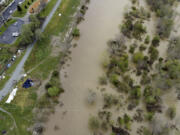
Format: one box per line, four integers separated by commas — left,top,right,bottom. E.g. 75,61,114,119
0,111,15,135
0,19,16,36
12,0,36,17
38,0,58,18
0,0,80,134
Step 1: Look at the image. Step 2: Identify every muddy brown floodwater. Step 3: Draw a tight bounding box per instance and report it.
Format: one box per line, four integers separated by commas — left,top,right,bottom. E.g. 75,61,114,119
44,0,130,135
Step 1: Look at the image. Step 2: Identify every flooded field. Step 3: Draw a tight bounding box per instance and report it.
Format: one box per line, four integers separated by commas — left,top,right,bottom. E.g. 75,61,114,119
44,0,130,134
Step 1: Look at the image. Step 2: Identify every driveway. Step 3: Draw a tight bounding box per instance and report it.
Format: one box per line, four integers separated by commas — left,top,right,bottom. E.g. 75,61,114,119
0,19,24,44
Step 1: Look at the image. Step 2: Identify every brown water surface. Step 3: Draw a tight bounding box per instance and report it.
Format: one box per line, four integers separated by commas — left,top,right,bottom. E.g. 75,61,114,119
44,0,130,134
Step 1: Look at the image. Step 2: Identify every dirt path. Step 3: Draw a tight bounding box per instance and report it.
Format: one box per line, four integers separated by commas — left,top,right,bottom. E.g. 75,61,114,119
43,0,130,135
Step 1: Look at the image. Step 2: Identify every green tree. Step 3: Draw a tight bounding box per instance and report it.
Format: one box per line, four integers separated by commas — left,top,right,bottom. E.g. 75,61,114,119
20,24,34,45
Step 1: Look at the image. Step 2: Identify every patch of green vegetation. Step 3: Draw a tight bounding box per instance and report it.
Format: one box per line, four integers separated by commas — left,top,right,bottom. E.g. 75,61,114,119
152,36,160,47
38,0,58,18
0,111,15,135
45,70,64,97
133,52,144,64
0,19,16,35
88,116,100,131
72,28,80,37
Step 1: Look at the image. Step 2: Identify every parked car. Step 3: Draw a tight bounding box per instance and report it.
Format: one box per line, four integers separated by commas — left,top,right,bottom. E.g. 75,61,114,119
12,32,19,37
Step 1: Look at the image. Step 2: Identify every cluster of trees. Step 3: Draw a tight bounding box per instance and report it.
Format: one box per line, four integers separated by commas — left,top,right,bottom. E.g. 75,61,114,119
121,7,147,40
45,70,63,97
143,86,161,112
146,0,176,38
17,0,35,12
20,15,43,46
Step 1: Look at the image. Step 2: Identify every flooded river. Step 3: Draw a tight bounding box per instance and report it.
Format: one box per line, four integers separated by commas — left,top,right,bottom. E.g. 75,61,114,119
44,0,130,134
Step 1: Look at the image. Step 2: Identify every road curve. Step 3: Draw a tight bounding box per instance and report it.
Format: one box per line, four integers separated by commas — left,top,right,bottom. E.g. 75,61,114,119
0,0,62,101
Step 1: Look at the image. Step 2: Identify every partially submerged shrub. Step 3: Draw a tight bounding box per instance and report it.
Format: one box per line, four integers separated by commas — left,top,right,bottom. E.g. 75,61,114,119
167,106,176,119
133,52,144,64
152,36,160,47
87,90,97,105
88,116,100,131
99,76,107,85
148,46,159,64
103,94,119,108
144,35,150,44
132,21,146,39
145,112,154,121
72,28,80,37
109,74,119,86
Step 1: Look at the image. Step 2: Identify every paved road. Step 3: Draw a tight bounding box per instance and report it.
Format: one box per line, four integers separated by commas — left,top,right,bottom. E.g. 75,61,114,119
0,19,24,44
0,0,62,101
0,0,25,27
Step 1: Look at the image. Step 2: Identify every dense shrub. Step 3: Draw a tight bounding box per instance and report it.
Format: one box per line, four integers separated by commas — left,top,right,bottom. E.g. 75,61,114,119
72,28,80,37
103,94,119,108
152,36,160,47
47,86,60,97
144,35,150,44
109,74,119,86
148,46,159,64
133,52,144,64
132,21,146,39
130,85,141,100
163,60,180,79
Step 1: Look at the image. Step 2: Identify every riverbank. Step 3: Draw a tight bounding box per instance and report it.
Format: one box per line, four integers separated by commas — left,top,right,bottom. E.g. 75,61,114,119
43,0,131,134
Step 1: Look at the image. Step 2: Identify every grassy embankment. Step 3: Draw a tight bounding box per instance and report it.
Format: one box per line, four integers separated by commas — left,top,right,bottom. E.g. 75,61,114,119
0,0,80,134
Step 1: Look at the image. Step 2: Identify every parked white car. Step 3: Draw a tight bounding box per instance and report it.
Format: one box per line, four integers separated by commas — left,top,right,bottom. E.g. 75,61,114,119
9,10,13,13
12,32,19,37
